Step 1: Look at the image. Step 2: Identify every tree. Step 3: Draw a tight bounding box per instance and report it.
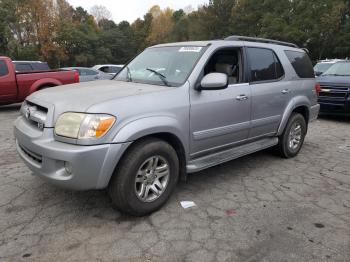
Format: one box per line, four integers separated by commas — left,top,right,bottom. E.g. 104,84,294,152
132,12,153,51
90,5,112,23
147,6,174,45
168,9,190,42
0,0,15,55
1,0,350,67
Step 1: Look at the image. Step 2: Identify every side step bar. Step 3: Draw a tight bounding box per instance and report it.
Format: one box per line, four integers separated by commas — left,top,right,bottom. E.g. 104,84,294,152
186,137,278,173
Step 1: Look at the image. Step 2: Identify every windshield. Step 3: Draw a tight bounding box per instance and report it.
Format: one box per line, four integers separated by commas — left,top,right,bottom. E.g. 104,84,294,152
322,62,350,76
314,63,333,73
115,46,205,87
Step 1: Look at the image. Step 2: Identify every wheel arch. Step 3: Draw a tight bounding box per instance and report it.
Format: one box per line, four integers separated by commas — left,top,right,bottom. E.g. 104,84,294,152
278,96,311,136
292,106,309,123
30,78,62,93
107,131,188,188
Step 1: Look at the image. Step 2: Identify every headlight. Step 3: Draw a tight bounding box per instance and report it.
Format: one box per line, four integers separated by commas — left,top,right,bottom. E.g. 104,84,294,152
55,112,116,139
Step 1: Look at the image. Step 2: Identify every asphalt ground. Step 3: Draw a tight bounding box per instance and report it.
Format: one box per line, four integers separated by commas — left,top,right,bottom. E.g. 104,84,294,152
0,104,349,261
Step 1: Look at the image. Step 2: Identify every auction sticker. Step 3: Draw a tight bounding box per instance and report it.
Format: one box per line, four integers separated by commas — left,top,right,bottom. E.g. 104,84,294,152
179,47,202,52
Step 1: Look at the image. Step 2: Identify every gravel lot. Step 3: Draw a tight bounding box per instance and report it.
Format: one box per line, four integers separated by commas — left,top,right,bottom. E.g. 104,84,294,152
0,104,349,262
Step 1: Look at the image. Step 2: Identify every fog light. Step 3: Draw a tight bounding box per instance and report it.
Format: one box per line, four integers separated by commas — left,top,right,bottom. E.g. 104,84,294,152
64,162,73,175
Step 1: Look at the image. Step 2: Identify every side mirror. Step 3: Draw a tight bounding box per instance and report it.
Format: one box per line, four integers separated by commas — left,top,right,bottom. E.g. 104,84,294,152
199,73,228,91
315,71,322,77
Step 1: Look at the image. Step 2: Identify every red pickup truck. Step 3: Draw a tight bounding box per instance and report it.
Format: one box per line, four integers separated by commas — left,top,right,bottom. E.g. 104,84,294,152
0,56,79,105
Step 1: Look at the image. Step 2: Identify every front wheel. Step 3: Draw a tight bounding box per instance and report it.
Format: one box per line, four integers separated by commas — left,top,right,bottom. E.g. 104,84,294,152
108,138,179,216
277,113,307,158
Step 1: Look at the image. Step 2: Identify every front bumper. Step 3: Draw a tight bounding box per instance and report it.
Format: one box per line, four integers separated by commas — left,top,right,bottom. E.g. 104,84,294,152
318,97,350,113
14,116,131,190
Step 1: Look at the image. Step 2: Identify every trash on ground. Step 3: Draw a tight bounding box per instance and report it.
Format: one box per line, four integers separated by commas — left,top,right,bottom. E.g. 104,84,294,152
180,201,196,209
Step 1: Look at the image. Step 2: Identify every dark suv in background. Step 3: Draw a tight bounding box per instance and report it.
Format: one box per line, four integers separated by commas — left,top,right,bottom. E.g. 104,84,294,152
314,59,344,77
317,61,350,114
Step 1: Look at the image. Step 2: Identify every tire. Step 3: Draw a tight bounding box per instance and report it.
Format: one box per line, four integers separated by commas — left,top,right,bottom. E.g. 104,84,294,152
108,138,179,216
38,86,53,91
276,113,307,158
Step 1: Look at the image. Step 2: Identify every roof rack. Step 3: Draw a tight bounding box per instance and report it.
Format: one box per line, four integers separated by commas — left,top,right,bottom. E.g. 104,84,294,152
225,35,298,48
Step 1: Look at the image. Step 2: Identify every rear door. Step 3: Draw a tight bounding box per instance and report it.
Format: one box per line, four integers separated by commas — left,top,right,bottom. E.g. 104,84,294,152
247,47,289,138
0,59,16,102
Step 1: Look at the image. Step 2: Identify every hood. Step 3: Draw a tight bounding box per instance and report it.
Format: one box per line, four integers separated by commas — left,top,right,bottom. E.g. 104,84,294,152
317,75,350,86
28,80,170,112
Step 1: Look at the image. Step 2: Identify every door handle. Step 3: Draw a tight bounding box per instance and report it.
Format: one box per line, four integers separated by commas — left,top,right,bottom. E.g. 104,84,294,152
281,89,290,94
236,94,248,101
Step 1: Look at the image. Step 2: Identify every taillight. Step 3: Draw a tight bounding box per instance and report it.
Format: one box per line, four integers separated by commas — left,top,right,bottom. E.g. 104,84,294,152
74,70,80,83
315,83,321,96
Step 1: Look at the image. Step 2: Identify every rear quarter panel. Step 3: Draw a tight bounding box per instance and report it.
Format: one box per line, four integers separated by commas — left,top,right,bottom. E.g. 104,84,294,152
274,46,317,134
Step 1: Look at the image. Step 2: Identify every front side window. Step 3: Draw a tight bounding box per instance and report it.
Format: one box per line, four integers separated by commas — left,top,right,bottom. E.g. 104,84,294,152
322,62,350,76
247,47,284,82
115,46,206,87
0,60,9,76
99,67,109,73
285,50,314,78
202,48,243,85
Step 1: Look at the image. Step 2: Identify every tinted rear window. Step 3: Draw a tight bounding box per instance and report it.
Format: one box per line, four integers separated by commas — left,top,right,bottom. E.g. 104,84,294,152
247,47,284,82
285,50,314,78
32,63,50,71
0,60,9,76
15,63,32,72
14,62,50,71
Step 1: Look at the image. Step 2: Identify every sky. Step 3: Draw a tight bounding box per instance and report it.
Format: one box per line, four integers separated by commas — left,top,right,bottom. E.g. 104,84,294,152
67,0,208,23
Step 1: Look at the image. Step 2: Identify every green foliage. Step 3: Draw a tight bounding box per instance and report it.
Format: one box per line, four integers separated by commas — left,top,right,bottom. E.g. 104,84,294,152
0,0,349,67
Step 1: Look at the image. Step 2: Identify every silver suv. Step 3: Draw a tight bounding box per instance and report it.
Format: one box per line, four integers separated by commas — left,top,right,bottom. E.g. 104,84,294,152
14,36,320,216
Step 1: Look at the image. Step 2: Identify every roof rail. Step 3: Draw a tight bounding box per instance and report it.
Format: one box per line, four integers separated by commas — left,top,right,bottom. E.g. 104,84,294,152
225,35,298,48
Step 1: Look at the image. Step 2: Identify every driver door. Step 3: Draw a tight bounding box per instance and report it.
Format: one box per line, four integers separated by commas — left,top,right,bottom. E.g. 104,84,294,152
189,47,251,157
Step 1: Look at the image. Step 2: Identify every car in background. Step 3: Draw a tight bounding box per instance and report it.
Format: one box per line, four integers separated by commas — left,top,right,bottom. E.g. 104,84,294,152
0,56,79,106
314,59,344,76
13,60,50,72
92,64,124,76
317,61,350,113
61,67,112,82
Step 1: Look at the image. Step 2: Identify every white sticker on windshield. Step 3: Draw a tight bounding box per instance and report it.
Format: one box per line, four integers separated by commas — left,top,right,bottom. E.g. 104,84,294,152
179,47,202,52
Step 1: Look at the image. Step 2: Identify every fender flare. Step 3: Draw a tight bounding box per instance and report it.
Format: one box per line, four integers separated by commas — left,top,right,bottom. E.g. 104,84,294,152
277,96,311,136
112,116,189,156
29,78,62,93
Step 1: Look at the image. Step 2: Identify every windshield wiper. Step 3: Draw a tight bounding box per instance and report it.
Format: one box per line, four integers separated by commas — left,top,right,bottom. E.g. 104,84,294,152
146,68,170,86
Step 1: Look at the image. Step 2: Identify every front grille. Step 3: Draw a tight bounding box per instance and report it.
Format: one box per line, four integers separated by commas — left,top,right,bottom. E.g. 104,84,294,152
319,91,347,98
18,142,42,164
319,85,349,99
21,101,48,129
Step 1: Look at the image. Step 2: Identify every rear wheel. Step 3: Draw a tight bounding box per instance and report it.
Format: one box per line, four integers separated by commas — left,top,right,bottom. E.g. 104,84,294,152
108,138,179,216
277,113,307,158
